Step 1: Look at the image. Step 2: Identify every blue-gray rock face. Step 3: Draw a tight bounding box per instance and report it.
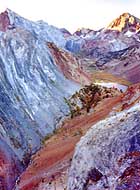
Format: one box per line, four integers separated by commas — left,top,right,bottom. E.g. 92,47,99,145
0,9,79,164
68,103,140,190
0,9,82,190
6,9,66,48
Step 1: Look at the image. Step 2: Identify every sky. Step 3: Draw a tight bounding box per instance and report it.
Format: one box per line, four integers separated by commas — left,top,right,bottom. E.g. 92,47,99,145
0,0,140,32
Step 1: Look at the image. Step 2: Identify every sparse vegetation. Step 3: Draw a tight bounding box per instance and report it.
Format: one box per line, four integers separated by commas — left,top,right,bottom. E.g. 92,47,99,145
41,127,62,144
41,133,54,144
73,129,83,136
65,83,121,118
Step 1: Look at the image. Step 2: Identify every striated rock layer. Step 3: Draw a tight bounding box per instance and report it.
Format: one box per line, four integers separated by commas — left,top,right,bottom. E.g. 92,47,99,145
0,9,91,190
47,42,91,84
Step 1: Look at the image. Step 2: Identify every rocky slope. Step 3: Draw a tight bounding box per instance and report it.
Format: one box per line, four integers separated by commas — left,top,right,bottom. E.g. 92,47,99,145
68,84,140,190
47,42,91,84
13,85,122,190
100,45,140,83
14,83,140,190
0,9,92,190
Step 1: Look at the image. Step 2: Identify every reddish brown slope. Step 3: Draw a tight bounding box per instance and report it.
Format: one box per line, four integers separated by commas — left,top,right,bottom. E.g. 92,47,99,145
47,42,91,85
0,10,11,31
15,84,140,190
0,140,23,190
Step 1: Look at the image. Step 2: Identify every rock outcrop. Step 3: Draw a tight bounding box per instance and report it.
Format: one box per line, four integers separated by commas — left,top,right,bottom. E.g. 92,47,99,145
107,13,140,33
68,84,140,190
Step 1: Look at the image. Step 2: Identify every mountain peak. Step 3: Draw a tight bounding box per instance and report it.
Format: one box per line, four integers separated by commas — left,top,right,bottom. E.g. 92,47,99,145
73,27,97,38
107,12,140,33
0,8,16,31
121,12,132,17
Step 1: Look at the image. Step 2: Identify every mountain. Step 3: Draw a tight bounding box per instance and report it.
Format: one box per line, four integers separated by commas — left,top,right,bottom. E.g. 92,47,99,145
0,9,67,47
107,13,140,34
0,9,92,190
63,13,140,84
0,8,140,190
73,28,98,38
60,28,72,38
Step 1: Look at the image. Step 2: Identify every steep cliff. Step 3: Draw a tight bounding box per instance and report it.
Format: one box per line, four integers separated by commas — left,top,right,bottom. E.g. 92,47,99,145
0,9,86,189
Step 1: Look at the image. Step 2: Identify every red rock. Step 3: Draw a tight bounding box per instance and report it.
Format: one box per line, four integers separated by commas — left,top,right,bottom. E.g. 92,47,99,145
47,42,91,85
0,10,11,32
0,139,23,190
116,153,140,190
